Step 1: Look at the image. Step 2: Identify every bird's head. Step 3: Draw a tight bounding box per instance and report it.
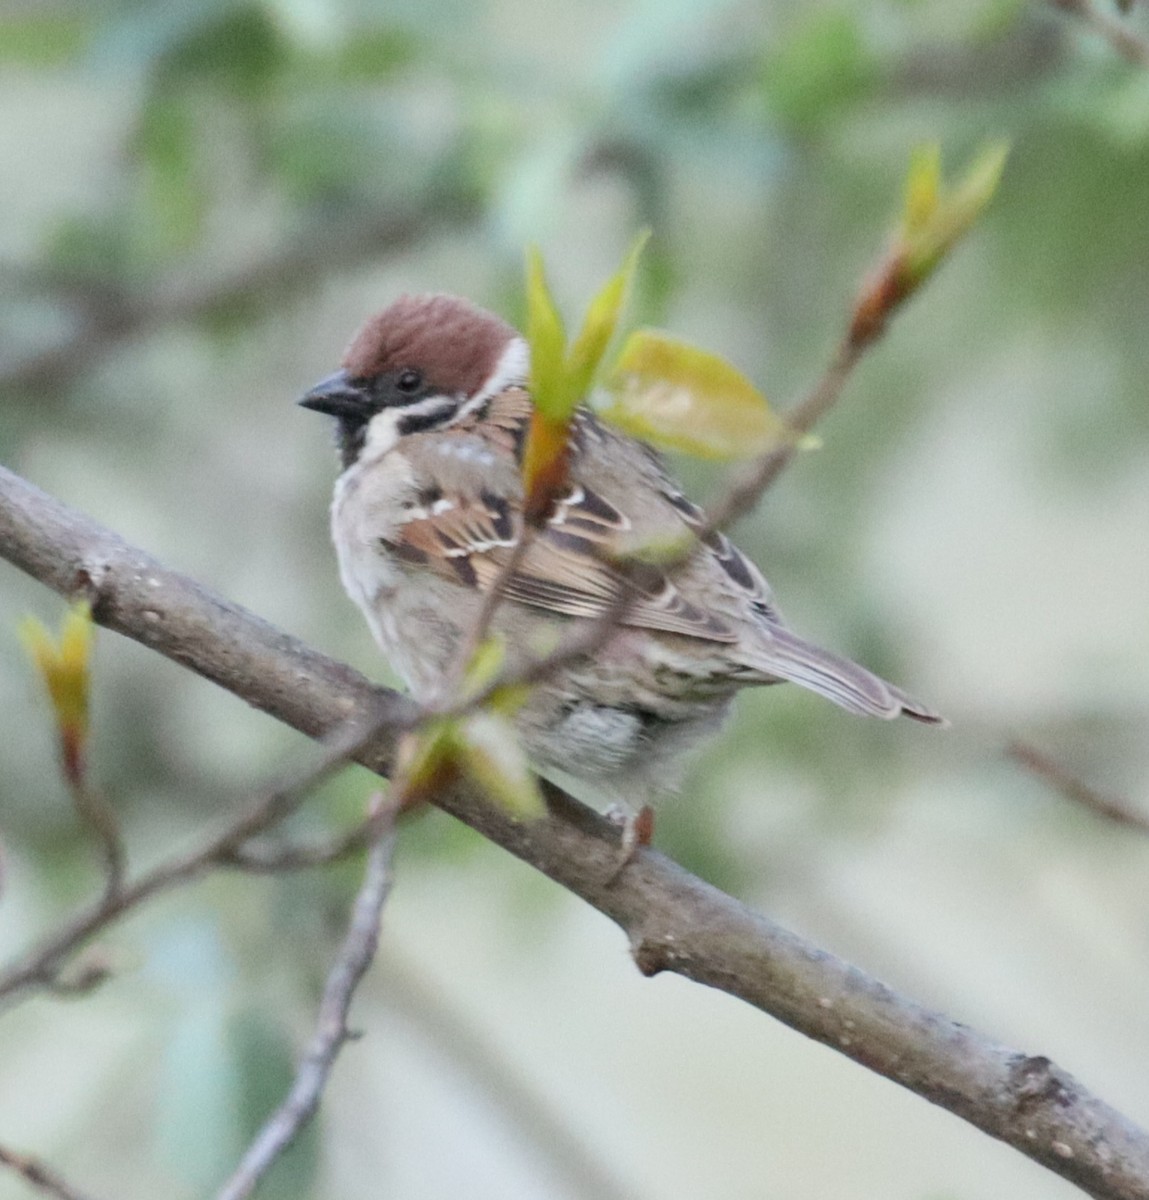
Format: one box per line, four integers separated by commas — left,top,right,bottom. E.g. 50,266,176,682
300,293,526,469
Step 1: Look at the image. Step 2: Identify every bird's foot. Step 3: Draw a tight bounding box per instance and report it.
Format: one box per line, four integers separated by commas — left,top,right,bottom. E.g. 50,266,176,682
603,803,655,883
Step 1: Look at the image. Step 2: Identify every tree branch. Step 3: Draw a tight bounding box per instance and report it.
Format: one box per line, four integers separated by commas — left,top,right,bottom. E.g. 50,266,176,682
0,687,404,1003
3,464,1149,1199
0,1143,101,1200
1009,740,1149,835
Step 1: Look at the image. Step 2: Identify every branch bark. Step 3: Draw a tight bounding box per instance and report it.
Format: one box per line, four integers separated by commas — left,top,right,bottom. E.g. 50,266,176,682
3,463,1149,1200
0,1143,102,1200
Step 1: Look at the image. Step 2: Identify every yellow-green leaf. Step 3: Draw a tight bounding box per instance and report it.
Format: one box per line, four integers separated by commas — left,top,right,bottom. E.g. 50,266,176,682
901,140,1009,282
525,246,569,420
600,330,801,460
902,142,941,236
945,138,1009,233
395,720,454,798
461,634,506,702
852,141,1009,347
455,711,544,820
19,600,94,739
566,229,650,405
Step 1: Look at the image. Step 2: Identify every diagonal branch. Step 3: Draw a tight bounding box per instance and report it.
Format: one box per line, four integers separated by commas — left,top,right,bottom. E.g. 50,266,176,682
0,1143,102,1200
2,463,1149,1200
1009,740,1149,834
0,689,403,1002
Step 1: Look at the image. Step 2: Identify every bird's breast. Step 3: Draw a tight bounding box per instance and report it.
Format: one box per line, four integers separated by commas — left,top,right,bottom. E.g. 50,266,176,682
331,453,416,613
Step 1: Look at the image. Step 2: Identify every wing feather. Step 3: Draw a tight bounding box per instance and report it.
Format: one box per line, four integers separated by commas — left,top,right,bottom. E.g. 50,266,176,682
386,484,737,641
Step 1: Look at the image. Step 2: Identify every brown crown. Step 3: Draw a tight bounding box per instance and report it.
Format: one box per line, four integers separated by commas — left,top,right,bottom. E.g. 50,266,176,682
341,294,516,397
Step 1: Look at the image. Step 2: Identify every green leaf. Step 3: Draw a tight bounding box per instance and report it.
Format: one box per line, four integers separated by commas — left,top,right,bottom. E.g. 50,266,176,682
566,229,650,403
903,143,941,236
901,140,1010,283
601,329,801,459
455,712,544,821
852,140,1009,346
20,600,94,742
946,139,1011,230
524,246,570,419
461,634,507,701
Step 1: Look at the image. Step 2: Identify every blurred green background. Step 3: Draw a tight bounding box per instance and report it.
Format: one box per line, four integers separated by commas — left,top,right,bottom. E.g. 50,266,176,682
2,1,1149,1197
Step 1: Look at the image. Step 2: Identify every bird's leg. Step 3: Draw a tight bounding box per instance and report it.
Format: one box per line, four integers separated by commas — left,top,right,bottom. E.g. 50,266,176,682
603,802,655,882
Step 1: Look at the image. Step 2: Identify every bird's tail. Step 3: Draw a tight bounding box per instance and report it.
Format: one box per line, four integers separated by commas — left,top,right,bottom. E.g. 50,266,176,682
740,626,945,725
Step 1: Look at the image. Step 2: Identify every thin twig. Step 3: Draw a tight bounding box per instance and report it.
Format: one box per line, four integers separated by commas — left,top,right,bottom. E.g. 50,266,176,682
215,800,398,1200
220,814,382,873
1049,0,1149,66
1008,740,1149,834
704,334,864,526
440,523,540,701
66,779,126,904
0,1143,102,1200
0,694,401,1003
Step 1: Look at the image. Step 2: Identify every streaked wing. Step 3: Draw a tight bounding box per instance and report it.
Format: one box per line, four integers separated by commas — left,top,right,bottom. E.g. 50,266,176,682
387,484,738,642
658,483,782,620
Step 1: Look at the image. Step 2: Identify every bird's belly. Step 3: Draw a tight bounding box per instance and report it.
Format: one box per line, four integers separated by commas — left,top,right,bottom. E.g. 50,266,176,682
515,630,740,792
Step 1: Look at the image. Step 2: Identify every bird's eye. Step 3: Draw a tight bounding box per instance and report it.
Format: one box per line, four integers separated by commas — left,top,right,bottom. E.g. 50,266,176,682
396,369,423,395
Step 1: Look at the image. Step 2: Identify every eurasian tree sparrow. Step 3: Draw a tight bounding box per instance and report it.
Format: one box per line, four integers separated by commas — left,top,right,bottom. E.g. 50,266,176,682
301,294,941,810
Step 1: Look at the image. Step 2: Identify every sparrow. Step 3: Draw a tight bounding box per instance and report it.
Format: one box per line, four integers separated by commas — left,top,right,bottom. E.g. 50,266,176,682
300,294,942,816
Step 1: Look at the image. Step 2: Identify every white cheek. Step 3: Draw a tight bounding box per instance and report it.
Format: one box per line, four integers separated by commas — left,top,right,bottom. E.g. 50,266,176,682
363,410,404,457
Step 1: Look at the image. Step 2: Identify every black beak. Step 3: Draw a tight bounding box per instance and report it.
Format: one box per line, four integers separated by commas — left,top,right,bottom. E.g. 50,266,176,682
298,370,372,419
